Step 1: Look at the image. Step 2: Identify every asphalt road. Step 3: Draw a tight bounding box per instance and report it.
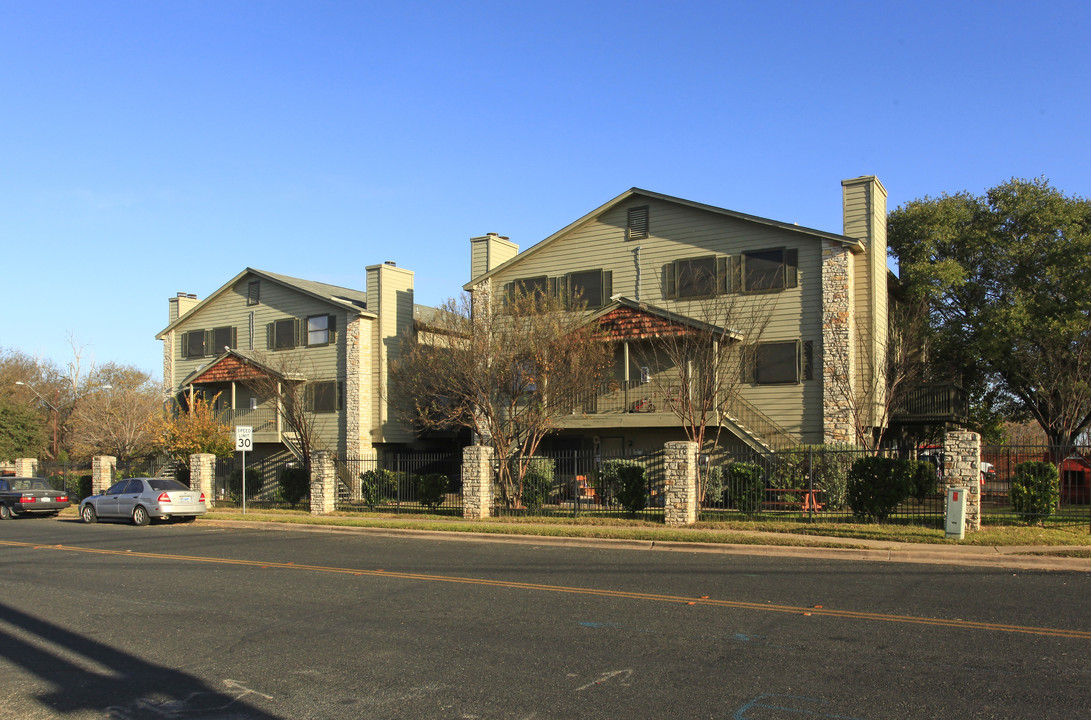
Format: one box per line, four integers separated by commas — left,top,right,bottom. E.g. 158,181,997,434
1,517,1089,720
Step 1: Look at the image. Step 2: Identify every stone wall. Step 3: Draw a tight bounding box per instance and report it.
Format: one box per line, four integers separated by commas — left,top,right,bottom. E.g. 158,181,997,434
663,441,698,526
821,240,856,444
345,315,374,459
14,458,38,477
189,453,215,508
943,430,982,532
310,450,337,515
92,456,117,496
462,445,495,519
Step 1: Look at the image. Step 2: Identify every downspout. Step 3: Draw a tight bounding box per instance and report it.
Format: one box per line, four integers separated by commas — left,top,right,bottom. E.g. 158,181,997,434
632,245,642,302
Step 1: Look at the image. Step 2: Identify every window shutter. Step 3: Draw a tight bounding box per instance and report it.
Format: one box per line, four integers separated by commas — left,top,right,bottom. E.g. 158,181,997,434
231,326,238,349
743,345,756,383
729,256,742,293
328,314,337,343
785,248,799,288
266,322,274,350
717,256,729,294
180,333,188,359
602,271,613,304
295,318,302,348
205,330,213,356
338,381,344,411
664,263,676,299
803,340,814,380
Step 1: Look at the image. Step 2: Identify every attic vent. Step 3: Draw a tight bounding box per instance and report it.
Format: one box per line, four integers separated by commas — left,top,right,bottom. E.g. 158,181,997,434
627,206,649,241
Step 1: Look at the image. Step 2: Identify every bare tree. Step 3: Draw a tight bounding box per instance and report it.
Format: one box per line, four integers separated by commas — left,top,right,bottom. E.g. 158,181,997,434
392,285,615,507
67,364,162,461
823,297,929,452
239,353,325,472
633,292,775,502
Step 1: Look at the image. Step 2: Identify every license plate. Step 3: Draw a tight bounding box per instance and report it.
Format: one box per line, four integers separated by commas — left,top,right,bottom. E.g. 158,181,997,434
178,496,192,503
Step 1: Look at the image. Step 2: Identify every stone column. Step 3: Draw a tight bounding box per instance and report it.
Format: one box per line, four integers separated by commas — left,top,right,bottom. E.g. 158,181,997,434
310,450,337,515
189,453,216,508
821,240,857,444
663,441,698,526
943,430,982,532
14,458,39,477
91,456,117,495
462,445,495,519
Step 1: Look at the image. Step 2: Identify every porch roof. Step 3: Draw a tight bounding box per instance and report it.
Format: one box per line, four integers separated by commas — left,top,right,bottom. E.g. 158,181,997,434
588,297,742,341
179,350,305,388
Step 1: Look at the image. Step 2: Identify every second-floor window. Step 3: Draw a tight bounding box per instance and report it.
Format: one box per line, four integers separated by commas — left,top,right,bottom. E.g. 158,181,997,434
306,380,340,413
306,314,336,346
184,330,205,358
270,319,297,350
744,248,798,292
568,269,611,308
675,256,720,298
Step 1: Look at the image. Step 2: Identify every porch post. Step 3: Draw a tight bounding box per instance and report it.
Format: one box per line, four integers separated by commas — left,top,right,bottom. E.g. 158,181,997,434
943,430,981,532
189,453,216,507
310,450,337,515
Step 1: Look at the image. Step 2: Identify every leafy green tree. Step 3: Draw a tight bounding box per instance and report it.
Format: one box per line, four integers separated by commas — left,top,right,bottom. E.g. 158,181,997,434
1009,461,1060,523
0,393,48,460
889,178,1091,447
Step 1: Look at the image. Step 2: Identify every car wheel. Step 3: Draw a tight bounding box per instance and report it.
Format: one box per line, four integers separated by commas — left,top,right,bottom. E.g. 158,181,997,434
0,504,10,520
132,505,150,526
81,505,97,524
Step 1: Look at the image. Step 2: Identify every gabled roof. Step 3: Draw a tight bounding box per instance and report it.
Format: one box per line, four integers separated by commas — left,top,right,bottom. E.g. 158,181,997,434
178,349,306,387
156,267,376,339
588,297,742,341
464,187,865,290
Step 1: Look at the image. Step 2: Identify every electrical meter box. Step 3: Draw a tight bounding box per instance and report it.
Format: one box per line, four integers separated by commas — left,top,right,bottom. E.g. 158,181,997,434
945,486,967,540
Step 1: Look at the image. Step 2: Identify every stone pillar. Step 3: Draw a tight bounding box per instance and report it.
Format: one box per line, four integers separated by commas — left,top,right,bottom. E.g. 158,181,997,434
943,430,982,532
189,453,216,508
462,445,495,519
310,450,337,515
92,456,117,496
821,240,857,444
14,458,39,477
663,441,698,526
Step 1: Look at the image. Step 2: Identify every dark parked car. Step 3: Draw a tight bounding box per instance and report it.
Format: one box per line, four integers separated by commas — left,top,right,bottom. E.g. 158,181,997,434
0,477,71,519
80,478,207,525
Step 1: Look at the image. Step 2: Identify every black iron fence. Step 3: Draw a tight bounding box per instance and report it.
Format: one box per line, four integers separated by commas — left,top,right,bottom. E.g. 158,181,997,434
335,453,462,514
214,455,307,510
980,444,1090,525
490,449,667,520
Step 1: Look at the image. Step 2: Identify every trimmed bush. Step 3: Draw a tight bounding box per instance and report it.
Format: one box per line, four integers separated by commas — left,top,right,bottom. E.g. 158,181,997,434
521,457,555,510
726,462,764,514
280,466,310,507
906,459,938,503
1010,461,1059,523
613,464,648,514
78,474,92,500
702,465,726,507
416,473,449,510
847,456,911,522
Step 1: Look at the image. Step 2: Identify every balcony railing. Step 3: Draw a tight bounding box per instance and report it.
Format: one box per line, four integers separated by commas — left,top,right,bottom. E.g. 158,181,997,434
212,407,280,436
893,383,969,424
568,380,678,415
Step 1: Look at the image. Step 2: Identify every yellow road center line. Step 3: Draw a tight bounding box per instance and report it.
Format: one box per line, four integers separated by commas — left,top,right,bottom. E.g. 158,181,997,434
5,540,1089,640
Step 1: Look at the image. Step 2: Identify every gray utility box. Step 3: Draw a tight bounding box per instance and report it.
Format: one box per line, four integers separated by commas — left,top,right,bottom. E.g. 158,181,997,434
945,486,967,540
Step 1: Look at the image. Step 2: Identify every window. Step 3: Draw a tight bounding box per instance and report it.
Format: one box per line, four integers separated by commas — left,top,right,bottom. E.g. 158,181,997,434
270,319,297,350
755,341,801,384
568,269,611,308
249,397,258,410
513,275,549,299
307,381,339,413
247,281,260,306
213,326,236,353
743,248,798,292
675,256,720,298
627,206,649,241
306,314,336,346
184,330,206,358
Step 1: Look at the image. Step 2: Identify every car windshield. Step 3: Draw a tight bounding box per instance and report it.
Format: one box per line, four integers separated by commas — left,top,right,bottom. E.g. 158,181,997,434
148,479,189,491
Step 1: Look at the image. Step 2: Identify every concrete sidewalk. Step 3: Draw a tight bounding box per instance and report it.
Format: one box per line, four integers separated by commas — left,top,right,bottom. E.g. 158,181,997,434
201,517,1091,572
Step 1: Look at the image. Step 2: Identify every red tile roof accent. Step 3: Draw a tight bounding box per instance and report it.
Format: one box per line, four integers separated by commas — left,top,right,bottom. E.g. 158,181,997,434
191,355,268,384
592,306,693,340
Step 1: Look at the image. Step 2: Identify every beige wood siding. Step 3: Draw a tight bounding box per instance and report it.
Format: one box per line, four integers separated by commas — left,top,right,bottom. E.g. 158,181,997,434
484,197,826,442
367,264,415,445
169,275,350,454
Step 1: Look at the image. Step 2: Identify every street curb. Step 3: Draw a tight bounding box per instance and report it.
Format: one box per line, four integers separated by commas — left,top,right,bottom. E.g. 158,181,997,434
198,519,1091,572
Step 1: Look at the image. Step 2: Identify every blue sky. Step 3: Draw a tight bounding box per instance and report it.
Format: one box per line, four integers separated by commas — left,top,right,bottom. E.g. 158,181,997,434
2,0,1088,376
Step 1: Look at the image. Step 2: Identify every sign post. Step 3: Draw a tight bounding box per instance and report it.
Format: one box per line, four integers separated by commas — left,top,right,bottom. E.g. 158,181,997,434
235,426,253,515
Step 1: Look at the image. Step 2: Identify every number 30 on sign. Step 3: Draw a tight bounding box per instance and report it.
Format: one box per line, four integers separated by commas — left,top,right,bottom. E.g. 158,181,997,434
235,426,253,452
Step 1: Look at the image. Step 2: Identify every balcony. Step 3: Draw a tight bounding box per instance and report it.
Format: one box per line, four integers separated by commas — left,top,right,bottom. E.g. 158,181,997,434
568,380,681,415
892,383,969,426
213,407,281,441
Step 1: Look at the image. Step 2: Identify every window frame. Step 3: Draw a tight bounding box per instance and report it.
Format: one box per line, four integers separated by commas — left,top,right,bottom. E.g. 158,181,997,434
271,319,297,351
568,268,608,309
307,380,340,413
754,340,802,385
674,255,720,299
305,314,336,347
212,326,236,354
742,247,798,293
183,330,206,359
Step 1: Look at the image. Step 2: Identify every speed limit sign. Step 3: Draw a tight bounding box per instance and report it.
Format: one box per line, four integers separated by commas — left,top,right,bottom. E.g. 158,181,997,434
235,426,253,452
